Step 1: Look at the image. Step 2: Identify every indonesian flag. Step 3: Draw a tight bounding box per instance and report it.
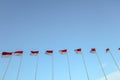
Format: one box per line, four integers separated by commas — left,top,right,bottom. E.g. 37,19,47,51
2,52,13,57
74,48,82,53
106,48,110,53
118,48,120,50
46,50,53,55
59,49,67,54
90,48,96,53
14,51,23,56
30,51,39,56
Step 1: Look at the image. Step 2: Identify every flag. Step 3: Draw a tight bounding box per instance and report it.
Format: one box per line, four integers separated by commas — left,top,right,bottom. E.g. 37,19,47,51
14,51,23,56
74,48,82,53
106,48,110,53
59,49,67,54
118,48,120,50
46,50,53,55
2,52,13,57
30,51,39,56
90,48,96,53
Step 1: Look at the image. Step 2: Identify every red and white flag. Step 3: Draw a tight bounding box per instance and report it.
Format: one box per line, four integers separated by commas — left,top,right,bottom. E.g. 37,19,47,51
90,48,96,53
46,50,53,55
14,51,23,56
2,52,13,57
118,48,120,50
74,48,82,53
106,48,110,53
59,49,67,54
30,51,39,56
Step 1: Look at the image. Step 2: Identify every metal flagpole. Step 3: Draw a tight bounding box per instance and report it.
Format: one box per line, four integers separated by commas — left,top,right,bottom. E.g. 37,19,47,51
96,53,108,80
35,55,39,80
2,56,12,80
66,53,72,80
52,54,54,80
81,53,90,80
0,57,1,69
109,52,120,72
0,57,2,74
16,55,23,80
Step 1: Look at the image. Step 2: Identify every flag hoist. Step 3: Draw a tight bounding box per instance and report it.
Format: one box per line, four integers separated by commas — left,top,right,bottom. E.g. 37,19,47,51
75,48,90,80
90,48,108,80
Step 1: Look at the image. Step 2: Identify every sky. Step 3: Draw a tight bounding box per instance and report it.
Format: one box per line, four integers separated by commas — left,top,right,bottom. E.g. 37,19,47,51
0,0,120,80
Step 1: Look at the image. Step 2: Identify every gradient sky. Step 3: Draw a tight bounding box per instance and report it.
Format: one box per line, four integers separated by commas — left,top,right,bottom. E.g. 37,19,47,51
0,0,120,80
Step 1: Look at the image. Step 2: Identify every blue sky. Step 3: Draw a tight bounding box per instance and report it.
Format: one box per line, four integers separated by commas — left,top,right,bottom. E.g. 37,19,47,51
0,0,120,80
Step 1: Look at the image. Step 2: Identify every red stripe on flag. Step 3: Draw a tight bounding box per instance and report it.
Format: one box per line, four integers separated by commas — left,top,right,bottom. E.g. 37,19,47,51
90,48,96,53
106,48,110,53
2,52,13,57
46,50,53,55
31,51,39,55
118,48,120,50
75,48,82,53
59,49,67,54
14,51,23,55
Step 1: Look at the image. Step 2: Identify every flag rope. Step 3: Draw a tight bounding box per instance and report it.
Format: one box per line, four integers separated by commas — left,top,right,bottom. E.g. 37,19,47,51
109,52,120,72
81,53,90,80
66,53,72,80
2,56,12,80
16,55,23,80
96,53,108,80
35,55,39,80
52,54,54,80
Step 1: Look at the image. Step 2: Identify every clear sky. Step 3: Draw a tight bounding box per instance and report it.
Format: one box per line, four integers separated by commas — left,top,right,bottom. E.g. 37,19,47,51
0,0,120,80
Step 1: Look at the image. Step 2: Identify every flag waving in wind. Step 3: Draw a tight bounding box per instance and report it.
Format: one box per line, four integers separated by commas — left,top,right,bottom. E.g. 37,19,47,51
59,49,67,54
106,48,110,53
14,51,23,56
118,48,120,50
90,48,96,53
46,50,53,55
74,48,82,53
30,51,39,56
2,52,13,57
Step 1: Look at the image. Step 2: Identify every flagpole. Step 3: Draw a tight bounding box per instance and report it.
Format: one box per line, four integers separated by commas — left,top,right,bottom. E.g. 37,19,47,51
109,52,120,72
0,57,2,73
16,55,23,80
35,55,39,80
0,57,1,68
81,53,90,80
52,54,54,80
2,56,12,80
96,53,108,80
66,53,72,80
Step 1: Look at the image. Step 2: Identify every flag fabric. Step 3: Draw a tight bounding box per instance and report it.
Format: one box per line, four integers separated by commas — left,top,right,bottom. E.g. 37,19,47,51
14,51,23,56
106,48,110,53
118,48,120,50
90,48,96,53
74,48,82,53
30,51,39,56
2,52,13,57
46,50,53,55
59,49,67,54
